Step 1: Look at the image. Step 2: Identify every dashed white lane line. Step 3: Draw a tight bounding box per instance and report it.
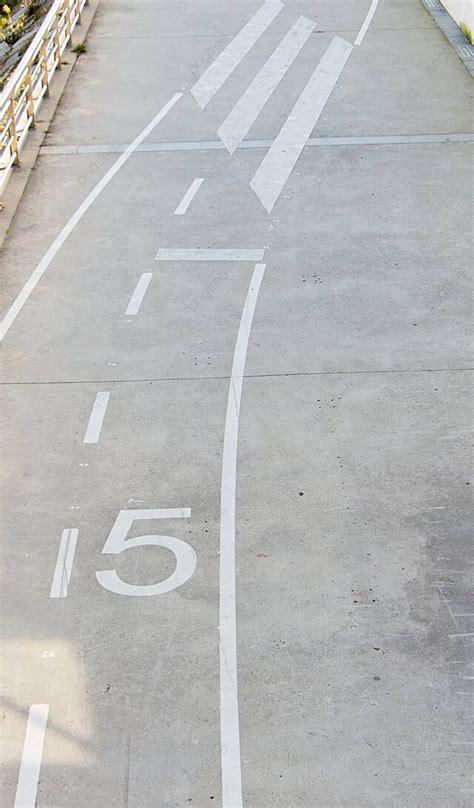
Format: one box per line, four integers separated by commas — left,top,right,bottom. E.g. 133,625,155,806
174,178,204,215
155,248,265,262
191,0,284,108
14,704,49,808
83,391,110,444
0,93,182,342
218,15,316,155
125,272,153,315
49,529,79,598
250,35,353,212
220,262,266,808
355,0,380,46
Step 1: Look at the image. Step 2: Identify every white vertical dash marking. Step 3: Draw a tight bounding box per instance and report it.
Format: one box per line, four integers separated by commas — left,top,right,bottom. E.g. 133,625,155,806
125,273,153,315
83,391,110,444
220,262,266,808
174,178,204,215
191,0,284,108
14,704,49,808
218,16,316,155
250,36,353,212
354,0,380,46
50,529,79,598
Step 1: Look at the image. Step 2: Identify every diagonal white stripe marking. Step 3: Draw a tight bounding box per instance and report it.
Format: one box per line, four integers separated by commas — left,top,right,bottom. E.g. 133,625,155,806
155,248,265,262
0,93,182,342
14,705,49,808
220,262,266,808
191,0,284,109
83,391,110,444
251,36,352,212
50,529,79,598
125,272,153,315
174,178,204,214
218,16,315,154
355,0,380,46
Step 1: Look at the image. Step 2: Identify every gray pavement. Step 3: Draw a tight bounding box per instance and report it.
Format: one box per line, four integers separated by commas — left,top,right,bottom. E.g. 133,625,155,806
1,1,473,806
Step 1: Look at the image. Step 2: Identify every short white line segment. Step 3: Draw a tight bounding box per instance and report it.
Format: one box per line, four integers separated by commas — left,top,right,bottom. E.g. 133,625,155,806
50,529,79,598
174,178,204,215
14,704,49,808
355,0,380,46
218,16,316,154
219,262,266,808
191,0,284,108
250,36,353,212
125,273,153,315
155,248,265,262
0,93,182,341
83,391,110,444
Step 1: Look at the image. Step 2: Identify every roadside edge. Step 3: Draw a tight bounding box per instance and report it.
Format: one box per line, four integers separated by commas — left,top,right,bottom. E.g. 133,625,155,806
0,0,100,249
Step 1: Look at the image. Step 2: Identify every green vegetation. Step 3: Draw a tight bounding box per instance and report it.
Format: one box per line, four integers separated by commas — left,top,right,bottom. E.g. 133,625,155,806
71,40,86,54
460,21,473,44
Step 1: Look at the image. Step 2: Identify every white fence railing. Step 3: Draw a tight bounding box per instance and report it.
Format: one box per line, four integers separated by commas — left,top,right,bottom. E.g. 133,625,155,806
0,0,88,198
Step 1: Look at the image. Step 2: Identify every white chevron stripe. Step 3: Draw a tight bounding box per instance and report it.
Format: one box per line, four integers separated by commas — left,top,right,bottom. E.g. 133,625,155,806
251,36,353,212
191,0,284,109
218,15,315,155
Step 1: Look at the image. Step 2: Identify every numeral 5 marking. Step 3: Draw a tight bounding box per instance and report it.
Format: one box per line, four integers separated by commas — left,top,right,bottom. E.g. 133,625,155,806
95,508,196,597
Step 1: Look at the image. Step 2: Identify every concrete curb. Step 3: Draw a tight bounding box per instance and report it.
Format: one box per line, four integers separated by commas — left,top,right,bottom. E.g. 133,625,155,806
0,0,100,249
420,0,474,77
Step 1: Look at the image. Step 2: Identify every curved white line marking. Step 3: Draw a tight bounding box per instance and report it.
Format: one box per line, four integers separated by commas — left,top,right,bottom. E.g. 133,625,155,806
0,93,182,342
355,0,380,46
220,262,265,808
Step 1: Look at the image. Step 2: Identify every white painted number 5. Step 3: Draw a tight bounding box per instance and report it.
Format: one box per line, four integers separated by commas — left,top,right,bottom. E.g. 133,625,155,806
95,508,196,597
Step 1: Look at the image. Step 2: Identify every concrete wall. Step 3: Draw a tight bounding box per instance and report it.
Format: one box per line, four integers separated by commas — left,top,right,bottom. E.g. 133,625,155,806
441,0,474,38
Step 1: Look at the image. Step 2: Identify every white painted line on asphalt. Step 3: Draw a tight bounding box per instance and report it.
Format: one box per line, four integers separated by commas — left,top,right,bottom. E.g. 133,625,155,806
155,248,265,262
14,704,49,808
354,0,380,46
250,36,353,212
0,93,182,342
191,0,284,108
49,529,79,598
174,178,204,214
40,133,474,156
83,391,110,444
125,272,153,315
218,16,315,154
220,262,266,808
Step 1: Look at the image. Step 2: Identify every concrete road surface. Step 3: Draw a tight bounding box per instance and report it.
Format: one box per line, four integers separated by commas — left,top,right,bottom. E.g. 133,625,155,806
1,1,473,806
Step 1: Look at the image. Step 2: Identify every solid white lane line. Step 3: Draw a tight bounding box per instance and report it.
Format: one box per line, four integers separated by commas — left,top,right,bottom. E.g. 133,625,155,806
250,36,352,212
125,272,153,315
174,178,204,215
0,93,182,342
14,704,49,808
218,16,315,155
49,529,79,598
355,0,380,46
220,262,266,808
155,248,265,262
83,391,110,444
191,0,284,108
